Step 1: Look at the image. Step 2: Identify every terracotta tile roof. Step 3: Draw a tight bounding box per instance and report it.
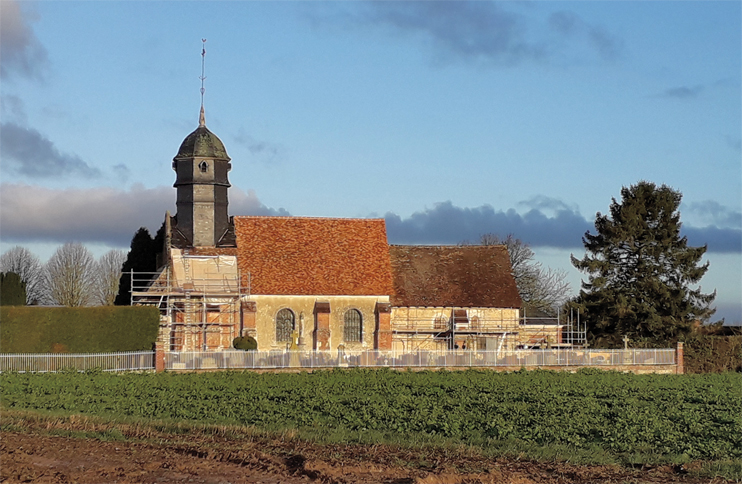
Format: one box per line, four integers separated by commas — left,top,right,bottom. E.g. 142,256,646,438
234,216,394,296
389,245,522,308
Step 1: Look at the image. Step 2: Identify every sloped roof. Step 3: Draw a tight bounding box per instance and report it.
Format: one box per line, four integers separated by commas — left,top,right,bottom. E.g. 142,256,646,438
234,216,394,296
389,245,522,308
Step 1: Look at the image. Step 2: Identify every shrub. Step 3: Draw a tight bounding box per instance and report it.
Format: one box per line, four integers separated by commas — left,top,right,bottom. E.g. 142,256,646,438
233,336,258,351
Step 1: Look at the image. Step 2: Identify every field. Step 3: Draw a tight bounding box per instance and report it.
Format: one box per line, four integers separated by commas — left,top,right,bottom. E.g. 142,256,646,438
2,368,741,483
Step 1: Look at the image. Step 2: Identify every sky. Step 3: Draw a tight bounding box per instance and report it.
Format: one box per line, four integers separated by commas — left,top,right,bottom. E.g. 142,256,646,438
0,0,740,323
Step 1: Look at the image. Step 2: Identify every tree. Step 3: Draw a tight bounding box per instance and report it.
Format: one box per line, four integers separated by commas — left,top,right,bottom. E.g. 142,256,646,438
0,272,26,306
0,246,47,304
468,234,571,315
571,181,715,347
46,242,96,307
95,249,128,306
114,223,165,305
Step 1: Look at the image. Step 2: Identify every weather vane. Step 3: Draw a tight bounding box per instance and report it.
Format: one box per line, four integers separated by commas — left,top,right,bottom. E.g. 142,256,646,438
199,39,207,126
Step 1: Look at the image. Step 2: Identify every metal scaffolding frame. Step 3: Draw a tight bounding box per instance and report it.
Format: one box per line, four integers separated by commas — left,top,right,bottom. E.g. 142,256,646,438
129,259,249,351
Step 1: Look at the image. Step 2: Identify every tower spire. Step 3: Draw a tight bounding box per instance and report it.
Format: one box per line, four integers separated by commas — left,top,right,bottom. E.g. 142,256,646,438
199,38,207,127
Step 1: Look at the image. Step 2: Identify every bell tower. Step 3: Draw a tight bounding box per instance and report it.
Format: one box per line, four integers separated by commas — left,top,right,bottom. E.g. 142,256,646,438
171,39,232,247
172,107,232,247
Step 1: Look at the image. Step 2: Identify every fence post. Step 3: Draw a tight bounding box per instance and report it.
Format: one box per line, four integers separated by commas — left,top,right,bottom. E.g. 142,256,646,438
155,341,165,372
676,342,684,374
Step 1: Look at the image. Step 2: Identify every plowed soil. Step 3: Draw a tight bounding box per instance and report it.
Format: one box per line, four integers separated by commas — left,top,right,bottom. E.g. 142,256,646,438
0,416,730,484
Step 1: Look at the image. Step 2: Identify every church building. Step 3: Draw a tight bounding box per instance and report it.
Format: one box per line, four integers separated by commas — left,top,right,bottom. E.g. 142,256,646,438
133,106,563,353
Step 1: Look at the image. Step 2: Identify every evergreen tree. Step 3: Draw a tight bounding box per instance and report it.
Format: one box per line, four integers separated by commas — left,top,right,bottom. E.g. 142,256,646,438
114,224,165,305
0,272,27,306
571,182,715,347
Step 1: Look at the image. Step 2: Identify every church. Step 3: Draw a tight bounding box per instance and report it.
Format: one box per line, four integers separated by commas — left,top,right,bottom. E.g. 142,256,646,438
133,106,563,354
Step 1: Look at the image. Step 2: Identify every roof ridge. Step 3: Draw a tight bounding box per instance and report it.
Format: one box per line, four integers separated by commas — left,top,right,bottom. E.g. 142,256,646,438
234,215,386,222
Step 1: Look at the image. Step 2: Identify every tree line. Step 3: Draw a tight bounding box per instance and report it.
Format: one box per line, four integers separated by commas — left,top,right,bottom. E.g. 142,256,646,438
0,225,164,307
0,244,126,306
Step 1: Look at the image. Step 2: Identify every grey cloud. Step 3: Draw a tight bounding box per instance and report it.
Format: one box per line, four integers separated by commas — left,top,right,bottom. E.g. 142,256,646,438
112,164,131,182
518,195,576,214
0,0,49,81
0,122,102,179
342,1,546,66
659,85,704,99
549,11,622,61
1,95,27,124
0,184,288,246
683,201,742,229
587,26,621,61
384,200,590,248
233,130,283,161
384,200,741,253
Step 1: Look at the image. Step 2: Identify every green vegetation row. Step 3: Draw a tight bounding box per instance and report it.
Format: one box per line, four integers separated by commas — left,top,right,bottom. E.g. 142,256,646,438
2,369,740,462
0,306,160,353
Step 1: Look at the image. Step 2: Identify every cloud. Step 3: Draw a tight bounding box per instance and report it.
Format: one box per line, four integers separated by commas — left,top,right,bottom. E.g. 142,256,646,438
0,122,102,179
345,1,544,66
233,129,283,162
657,85,704,99
0,0,49,80
0,95,27,124
384,200,590,248
548,11,621,61
0,184,288,246
384,200,741,253
315,2,622,67
683,200,742,229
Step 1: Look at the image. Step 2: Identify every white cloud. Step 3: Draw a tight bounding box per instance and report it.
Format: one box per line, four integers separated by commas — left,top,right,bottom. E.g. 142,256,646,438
0,183,287,246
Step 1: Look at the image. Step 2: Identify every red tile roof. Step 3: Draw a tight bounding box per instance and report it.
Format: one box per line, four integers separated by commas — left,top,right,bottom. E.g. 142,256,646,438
389,245,522,308
234,216,394,296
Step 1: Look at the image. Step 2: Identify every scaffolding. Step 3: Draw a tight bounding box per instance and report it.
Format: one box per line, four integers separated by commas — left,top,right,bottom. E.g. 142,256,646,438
130,251,250,351
520,307,587,348
391,307,525,352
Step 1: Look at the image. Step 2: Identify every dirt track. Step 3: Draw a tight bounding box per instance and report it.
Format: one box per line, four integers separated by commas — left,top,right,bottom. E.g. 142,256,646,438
0,417,731,484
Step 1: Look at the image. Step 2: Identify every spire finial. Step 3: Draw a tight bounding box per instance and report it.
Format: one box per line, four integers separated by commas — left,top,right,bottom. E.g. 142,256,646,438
199,38,207,127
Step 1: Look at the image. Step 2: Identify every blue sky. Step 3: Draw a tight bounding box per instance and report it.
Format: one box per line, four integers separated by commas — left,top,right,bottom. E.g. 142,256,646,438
1,1,740,322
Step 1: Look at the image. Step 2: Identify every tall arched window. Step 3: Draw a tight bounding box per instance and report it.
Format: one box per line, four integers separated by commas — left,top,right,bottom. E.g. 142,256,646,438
344,309,362,342
276,308,295,343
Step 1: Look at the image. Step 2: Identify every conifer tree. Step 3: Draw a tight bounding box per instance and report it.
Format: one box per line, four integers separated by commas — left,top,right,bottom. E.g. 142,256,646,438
571,181,715,347
114,223,165,305
0,272,27,306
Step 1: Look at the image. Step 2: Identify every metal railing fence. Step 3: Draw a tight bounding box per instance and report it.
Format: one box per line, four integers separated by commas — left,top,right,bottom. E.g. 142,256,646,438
0,348,675,373
165,348,676,371
0,351,155,373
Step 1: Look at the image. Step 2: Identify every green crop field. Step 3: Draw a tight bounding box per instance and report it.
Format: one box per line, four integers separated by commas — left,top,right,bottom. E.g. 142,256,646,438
2,369,740,465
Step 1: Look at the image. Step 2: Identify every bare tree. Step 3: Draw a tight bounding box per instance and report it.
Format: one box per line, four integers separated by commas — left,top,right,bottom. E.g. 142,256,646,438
46,242,96,307
0,246,47,304
474,234,571,315
95,249,127,305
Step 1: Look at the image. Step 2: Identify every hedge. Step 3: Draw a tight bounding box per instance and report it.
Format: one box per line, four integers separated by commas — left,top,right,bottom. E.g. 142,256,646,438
0,306,160,354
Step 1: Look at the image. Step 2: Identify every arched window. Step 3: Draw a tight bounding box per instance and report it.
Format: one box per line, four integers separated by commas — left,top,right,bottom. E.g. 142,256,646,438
344,309,362,342
276,308,295,343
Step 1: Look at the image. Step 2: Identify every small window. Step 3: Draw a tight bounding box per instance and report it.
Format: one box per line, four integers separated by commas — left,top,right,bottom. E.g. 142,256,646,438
199,161,209,173
276,308,295,343
343,309,362,342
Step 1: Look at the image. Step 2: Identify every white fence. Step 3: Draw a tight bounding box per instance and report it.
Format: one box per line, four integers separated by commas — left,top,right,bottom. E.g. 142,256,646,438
0,351,155,373
0,348,676,373
165,348,676,371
